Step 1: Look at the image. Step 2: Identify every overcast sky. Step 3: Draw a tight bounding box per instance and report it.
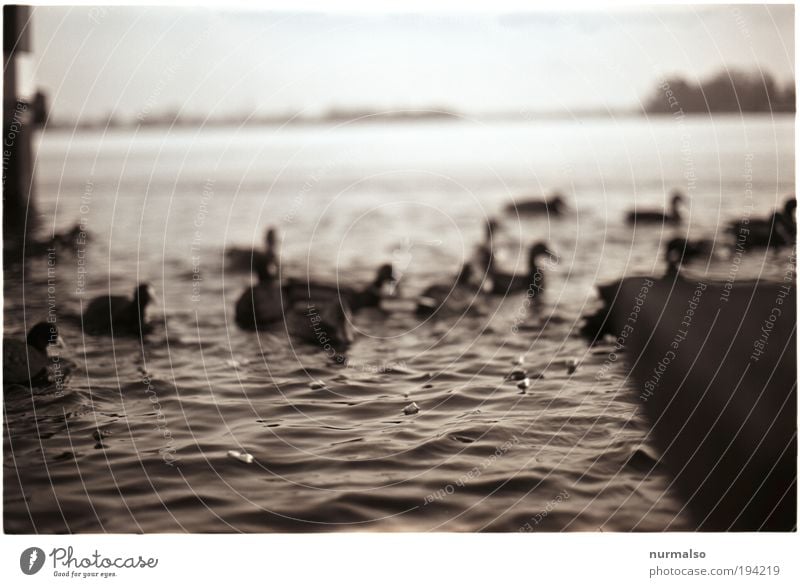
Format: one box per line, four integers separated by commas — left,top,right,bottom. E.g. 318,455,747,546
20,4,795,121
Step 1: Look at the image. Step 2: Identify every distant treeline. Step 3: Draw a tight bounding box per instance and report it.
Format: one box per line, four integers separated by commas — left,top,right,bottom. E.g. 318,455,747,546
645,70,795,114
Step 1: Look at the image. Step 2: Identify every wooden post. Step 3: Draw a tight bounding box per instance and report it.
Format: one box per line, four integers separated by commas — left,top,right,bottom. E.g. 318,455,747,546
3,5,41,245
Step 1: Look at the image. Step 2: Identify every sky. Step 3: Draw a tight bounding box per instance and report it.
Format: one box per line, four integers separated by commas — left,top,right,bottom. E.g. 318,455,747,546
18,4,796,122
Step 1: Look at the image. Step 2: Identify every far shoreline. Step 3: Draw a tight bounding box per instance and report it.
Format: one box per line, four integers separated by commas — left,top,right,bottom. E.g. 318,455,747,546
39,110,797,134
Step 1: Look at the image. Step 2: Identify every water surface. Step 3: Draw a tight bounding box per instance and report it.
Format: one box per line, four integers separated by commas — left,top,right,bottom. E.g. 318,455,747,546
4,114,794,532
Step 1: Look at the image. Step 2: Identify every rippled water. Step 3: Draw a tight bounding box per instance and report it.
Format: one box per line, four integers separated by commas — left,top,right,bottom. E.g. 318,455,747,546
4,115,794,532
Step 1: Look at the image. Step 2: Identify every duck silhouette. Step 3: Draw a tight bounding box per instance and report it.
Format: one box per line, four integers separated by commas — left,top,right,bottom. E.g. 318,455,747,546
285,299,355,350
82,283,156,336
626,191,685,225
3,322,63,385
728,196,796,249
235,253,288,330
506,192,567,216
488,242,556,296
580,250,686,343
234,278,284,330
472,218,499,278
226,226,280,277
416,263,482,317
283,263,396,313
665,237,715,265
235,252,388,350
235,278,353,349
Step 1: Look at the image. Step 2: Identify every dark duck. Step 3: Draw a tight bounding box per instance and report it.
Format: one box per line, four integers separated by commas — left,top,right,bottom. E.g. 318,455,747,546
285,299,355,351
3,322,63,385
505,192,567,216
626,190,685,225
234,247,284,331
488,242,556,296
236,258,391,349
283,263,397,313
237,279,356,349
664,237,715,266
282,263,395,350
580,248,684,343
727,196,796,249
226,227,280,276
416,263,483,317
82,283,156,336
474,218,498,273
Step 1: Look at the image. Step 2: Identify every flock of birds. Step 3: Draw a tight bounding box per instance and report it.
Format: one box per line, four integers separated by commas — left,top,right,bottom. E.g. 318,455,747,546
4,190,796,389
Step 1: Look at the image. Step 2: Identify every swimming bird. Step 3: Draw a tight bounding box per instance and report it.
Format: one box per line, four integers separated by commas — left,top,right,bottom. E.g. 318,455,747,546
82,283,156,336
3,322,62,385
286,300,355,351
727,196,796,249
580,240,692,343
626,191,685,225
50,223,88,250
505,192,567,216
234,280,285,330
416,263,482,317
237,276,355,350
664,237,715,265
472,218,499,278
284,263,396,313
489,242,556,296
226,226,280,277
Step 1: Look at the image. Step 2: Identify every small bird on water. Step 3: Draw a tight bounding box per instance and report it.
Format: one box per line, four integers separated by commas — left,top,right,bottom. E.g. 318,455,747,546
3,322,63,385
82,283,157,336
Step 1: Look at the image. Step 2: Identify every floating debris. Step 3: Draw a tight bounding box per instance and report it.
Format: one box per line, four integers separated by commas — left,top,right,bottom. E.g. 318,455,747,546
403,402,420,415
227,450,254,464
309,380,326,390
512,355,525,366
566,358,579,374
226,359,242,368
517,378,531,391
